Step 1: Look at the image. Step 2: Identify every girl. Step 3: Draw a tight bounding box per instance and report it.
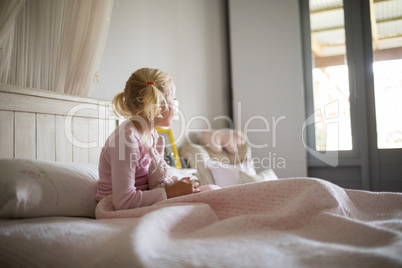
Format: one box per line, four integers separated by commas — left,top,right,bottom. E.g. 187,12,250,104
95,68,200,210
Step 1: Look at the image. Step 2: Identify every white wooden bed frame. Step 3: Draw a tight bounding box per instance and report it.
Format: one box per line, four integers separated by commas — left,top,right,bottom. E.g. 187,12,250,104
0,83,120,165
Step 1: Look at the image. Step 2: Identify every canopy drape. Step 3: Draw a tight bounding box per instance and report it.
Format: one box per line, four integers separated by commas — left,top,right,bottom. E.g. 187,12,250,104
0,0,113,96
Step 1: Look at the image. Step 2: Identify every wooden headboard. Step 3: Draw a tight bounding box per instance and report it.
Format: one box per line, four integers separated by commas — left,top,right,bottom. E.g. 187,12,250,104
0,83,121,165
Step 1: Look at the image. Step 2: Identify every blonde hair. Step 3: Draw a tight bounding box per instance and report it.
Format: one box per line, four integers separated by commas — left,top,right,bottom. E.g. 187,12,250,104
112,68,174,120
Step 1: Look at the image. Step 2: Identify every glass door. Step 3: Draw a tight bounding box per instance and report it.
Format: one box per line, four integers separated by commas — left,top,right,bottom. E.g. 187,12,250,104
369,0,402,191
301,0,402,191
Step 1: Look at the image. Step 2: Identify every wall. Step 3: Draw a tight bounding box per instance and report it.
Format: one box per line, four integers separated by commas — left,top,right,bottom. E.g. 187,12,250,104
89,0,230,143
229,0,307,177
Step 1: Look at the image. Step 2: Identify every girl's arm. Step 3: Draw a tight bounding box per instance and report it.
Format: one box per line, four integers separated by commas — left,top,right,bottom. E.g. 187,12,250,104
148,134,200,198
109,138,166,210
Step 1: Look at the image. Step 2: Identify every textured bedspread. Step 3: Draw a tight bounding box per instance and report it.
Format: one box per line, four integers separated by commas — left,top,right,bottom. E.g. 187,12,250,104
1,178,402,267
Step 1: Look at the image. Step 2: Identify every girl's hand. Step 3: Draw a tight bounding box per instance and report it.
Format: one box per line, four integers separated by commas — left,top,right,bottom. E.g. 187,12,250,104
148,135,176,189
165,177,200,198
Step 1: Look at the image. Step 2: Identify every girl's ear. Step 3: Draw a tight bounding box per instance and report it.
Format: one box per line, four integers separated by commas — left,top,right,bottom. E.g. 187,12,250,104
159,98,170,115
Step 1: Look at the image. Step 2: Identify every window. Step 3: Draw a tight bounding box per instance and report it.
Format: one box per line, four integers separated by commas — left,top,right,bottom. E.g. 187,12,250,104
306,0,402,152
309,0,352,151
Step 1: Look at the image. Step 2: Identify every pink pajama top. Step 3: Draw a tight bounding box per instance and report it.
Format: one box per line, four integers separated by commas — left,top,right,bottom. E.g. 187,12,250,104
95,120,167,210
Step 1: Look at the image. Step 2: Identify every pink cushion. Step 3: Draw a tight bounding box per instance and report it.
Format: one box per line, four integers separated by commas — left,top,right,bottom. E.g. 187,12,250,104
208,160,256,188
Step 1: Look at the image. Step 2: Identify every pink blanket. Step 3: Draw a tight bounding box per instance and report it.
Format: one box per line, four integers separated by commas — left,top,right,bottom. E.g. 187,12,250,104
95,178,402,266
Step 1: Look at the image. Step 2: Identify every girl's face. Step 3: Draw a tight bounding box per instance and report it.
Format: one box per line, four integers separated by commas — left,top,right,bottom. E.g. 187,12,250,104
154,84,176,128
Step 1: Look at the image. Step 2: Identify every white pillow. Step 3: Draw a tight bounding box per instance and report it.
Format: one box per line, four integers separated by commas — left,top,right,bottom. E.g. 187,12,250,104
239,168,278,184
0,158,99,219
208,160,256,188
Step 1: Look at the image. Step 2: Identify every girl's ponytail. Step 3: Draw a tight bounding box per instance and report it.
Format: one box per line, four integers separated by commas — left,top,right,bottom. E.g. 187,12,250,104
112,92,131,118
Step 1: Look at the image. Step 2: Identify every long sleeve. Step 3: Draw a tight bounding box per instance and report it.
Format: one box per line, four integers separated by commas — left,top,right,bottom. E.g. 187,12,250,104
96,122,167,210
109,141,165,210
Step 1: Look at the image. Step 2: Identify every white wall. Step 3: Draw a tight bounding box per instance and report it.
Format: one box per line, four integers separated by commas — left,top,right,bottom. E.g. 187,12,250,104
89,0,230,143
230,0,307,177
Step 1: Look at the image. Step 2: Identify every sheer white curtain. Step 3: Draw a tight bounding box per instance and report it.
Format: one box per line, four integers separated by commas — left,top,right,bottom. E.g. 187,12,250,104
0,0,26,83
0,0,113,96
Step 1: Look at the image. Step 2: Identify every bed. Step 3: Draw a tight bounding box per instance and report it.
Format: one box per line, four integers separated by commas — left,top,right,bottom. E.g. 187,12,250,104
1,83,402,268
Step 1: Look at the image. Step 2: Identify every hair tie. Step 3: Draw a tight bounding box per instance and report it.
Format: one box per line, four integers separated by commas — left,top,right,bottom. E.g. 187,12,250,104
146,80,155,85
